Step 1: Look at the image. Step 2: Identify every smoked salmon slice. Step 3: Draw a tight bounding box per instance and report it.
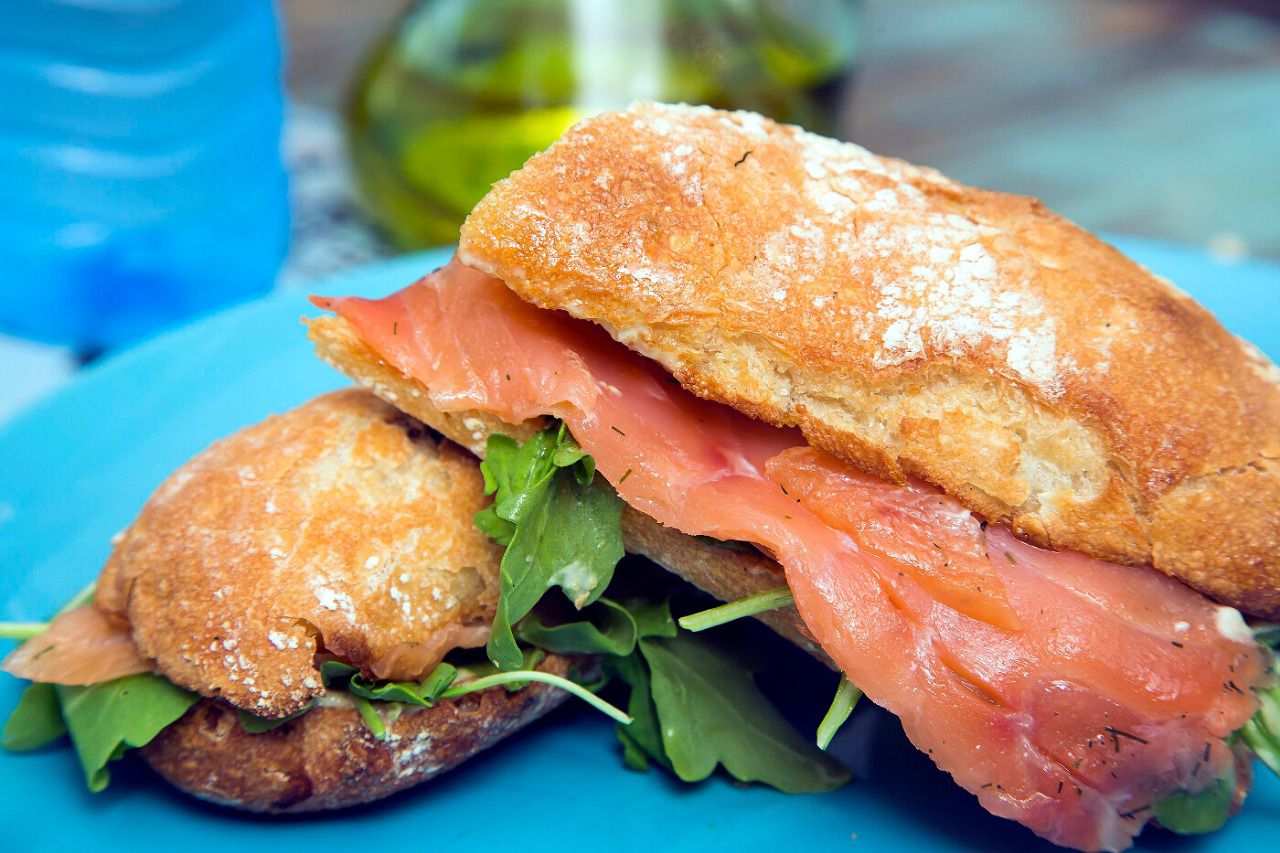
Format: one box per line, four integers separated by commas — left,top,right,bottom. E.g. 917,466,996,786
2,605,150,686
319,259,1268,852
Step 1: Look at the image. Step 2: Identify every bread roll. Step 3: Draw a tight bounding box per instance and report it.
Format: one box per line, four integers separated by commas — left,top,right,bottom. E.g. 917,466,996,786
141,653,584,813
89,389,589,811
97,389,505,718
455,102,1280,618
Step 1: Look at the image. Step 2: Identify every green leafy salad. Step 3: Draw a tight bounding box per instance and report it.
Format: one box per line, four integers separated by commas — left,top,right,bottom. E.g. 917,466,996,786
0,422,850,795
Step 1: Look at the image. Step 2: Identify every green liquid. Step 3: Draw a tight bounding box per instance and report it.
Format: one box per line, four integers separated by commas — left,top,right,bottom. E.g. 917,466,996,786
346,0,861,249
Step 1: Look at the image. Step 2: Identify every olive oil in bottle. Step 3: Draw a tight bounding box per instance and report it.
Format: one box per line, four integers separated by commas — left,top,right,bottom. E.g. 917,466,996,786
346,0,861,248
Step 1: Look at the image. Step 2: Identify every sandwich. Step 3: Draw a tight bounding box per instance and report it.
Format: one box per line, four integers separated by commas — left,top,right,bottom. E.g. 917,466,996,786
1,390,601,810
304,103,1280,851
2,387,845,808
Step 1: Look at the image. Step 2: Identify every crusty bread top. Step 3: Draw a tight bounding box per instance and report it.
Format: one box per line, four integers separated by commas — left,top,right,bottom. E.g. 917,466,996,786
457,102,1280,618
96,389,504,717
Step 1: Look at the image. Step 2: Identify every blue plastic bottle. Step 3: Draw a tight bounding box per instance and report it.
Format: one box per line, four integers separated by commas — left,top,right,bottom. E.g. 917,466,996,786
0,0,289,350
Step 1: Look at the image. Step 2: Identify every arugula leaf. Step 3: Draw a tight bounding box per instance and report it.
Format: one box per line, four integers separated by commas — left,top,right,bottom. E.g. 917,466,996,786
1153,774,1234,835
624,596,678,640
816,678,863,750
349,674,431,706
473,430,558,547
476,426,624,669
2,682,66,750
56,674,198,792
498,649,546,692
319,659,462,708
237,704,312,734
639,633,851,793
350,694,388,740
440,668,631,725
517,597,638,656
512,595,674,770
615,724,651,772
473,504,517,546
319,660,359,685
551,432,595,483
470,438,847,791
239,663,460,735
418,662,460,702
1240,683,1280,778
677,586,795,633
603,654,669,772
321,659,432,706
0,622,51,641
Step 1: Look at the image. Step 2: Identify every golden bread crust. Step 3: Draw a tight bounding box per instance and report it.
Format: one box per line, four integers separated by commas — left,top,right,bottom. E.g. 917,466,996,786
306,316,823,654
457,102,1280,618
96,389,505,717
141,653,582,813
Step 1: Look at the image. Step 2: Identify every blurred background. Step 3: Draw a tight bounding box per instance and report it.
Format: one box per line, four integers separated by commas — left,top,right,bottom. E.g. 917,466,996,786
1,0,1277,422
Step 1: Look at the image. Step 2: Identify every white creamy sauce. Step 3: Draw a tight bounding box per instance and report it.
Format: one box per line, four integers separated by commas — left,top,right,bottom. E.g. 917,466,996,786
1214,606,1254,645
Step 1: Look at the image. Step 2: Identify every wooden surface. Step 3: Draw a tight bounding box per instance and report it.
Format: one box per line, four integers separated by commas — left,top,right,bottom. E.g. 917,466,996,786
281,0,1280,259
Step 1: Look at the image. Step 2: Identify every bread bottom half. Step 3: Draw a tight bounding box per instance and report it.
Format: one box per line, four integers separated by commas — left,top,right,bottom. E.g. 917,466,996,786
142,652,587,813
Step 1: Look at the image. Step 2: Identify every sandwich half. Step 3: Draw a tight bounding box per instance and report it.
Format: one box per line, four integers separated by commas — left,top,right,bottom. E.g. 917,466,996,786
3,384,841,809
2,389,591,811
308,103,1279,851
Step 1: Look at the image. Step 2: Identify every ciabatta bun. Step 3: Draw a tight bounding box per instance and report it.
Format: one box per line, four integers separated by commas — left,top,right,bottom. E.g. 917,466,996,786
142,652,581,813
91,389,583,810
97,389,504,719
455,102,1280,618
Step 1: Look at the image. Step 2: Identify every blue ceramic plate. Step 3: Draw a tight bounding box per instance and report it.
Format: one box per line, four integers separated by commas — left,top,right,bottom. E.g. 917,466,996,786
2,241,1278,852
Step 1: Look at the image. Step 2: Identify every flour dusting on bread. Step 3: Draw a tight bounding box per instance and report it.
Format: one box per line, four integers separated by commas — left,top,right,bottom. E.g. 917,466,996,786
96,389,504,717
